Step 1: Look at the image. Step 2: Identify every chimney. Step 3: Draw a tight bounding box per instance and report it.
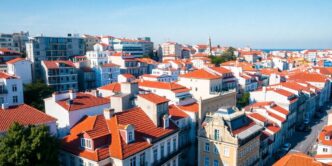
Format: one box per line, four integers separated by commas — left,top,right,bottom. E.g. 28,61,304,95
163,114,169,129
1,103,8,110
69,90,76,100
328,113,332,126
262,86,266,93
103,108,115,120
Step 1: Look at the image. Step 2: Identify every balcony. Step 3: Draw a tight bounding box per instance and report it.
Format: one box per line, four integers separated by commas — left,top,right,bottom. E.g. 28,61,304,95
151,148,182,166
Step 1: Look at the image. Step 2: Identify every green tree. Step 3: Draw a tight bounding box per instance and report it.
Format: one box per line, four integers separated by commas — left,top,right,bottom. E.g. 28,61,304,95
0,123,59,166
237,92,250,109
209,47,237,66
24,80,54,111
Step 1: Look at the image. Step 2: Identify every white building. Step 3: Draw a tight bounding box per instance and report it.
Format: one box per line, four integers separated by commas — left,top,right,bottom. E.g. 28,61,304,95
0,72,24,107
60,93,181,166
6,58,32,84
161,42,182,60
44,90,110,137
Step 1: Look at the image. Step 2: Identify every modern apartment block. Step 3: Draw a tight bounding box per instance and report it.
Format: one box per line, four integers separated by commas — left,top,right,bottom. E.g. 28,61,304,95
0,33,20,52
41,60,78,92
26,34,85,79
198,107,262,166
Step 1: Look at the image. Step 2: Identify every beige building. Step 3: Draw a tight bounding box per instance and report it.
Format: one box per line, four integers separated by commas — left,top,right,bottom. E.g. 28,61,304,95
198,107,262,166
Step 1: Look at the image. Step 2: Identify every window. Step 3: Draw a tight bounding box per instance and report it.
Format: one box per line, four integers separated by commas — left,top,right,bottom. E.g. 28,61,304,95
173,138,176,151
224,147,230,157
325,136,330,140
172,159,176,166
167,140,171,154
214,129,219,140
139,153,145,166
160,143,165,158
213,160,219,166
12,84,17,92
13,96,18,103
130,156,136,166
323,148,328,152
70,156,75,166
128,131,134,142
214,146,219,154
81,138,92,149
0,97,4,104
205,142,210,152
78,158,84,166
204,157,209,166
153,147,158,161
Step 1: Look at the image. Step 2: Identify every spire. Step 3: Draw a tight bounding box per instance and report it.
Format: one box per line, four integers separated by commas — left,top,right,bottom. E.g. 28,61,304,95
208,36,212,55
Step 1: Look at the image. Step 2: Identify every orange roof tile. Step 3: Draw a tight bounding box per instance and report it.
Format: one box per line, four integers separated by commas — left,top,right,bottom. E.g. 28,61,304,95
0,104,56,132
98,83,121,93
169,105,189,120
267,125,281,133
209,67,232,74
138,93,169,104
57,93,109,111
0,72,17,79
318,125,332,146
248,113,267,122
6,57,25,64
62,107,178,161
138,80,190,93
175,102,199,113
102,63,119,68
288,72,327,83
180,69,220,80
274,89,295,98
274,153,328,166
42,60,75,69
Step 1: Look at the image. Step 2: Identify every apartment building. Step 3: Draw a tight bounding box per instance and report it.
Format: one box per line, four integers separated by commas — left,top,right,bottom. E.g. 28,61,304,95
160,42,182,60
44,90,110,137
41,60,78,92
60,93,180,166
198,107,262,166
81,34,101,51
109,52,148,77
26,35,85,79
0,33,19,51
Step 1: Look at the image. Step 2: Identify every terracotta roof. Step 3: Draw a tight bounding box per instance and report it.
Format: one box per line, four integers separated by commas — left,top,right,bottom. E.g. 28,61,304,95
101,63,119,68
42,60,75,69
232,120,256,135
175,102,199,113
121,74,135,79
57,93,109,111
98,82,121,93
0,104,56,132
270,104,289,115
6,57,25,64
315,154,332,159
0,72,17,79
318,125,332,146
274,89,295,98
180,69,220,80
268,111,286,122
274,153,328,166
138,80,190,93
248,113,267,122
267,125,281,133
288,72,327,83
138,93,169,104
169,105,189,120
209,67,232,74
62,107,178,161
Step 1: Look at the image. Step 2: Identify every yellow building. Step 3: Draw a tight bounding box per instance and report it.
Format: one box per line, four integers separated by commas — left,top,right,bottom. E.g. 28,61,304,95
198,107,262,166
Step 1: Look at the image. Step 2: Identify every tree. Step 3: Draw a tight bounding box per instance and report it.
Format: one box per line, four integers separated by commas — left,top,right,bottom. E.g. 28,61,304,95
24,80,54,111
237,92,250,109
0,123,59,166
209,47,237,66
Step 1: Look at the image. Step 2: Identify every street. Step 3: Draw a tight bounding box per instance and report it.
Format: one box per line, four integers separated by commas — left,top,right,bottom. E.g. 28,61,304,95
287,103,332,154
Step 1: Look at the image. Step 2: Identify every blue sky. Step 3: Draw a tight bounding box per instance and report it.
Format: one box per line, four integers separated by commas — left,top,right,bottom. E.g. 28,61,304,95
1,0,331,48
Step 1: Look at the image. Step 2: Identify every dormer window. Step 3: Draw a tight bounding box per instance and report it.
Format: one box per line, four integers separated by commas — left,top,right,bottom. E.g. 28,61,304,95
325,136,330,140
125,124,135,144
80,138,92,149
